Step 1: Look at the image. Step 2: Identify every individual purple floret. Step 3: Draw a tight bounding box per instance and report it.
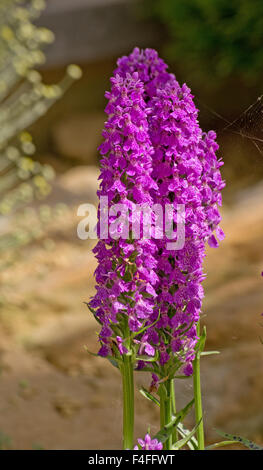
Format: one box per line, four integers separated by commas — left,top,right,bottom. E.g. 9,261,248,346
134,433,163,450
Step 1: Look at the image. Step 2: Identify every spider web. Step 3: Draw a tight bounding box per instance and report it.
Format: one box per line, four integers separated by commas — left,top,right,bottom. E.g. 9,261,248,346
198,95,263,156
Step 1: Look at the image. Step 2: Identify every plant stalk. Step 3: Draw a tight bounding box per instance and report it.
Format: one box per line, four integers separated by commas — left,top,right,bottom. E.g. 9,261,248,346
170,379,178,443
160,379,173,450
121,354,134,450
193,321,205,450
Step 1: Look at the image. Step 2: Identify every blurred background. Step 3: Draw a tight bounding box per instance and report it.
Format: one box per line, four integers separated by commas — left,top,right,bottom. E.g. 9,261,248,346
0,0,262,450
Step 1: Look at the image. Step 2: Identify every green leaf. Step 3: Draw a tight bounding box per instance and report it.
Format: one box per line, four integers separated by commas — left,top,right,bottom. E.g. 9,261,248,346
140,387,160,406
132,311,161,338
157,382,168,400
106,356,120,369
129,250,138,262
206,440,237,450
172,419,202,450
196,326,207,354
153,398,194,444
173,375,192,379
122,264,133,282
83,346,98,357
177,423,198,450
135,352,159,363
168,360,182,379
215,429,263,450
83,302,102,325
174,398,195,423
200,351,220,356
84,346,120,369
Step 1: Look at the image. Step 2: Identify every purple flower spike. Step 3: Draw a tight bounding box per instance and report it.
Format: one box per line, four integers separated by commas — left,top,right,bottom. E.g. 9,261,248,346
89,48,225,377
89,68,158,359
114,47,225,376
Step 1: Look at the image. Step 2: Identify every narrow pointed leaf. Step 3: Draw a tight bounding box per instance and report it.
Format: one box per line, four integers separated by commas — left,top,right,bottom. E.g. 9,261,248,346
177,423,198,450
84,346,98,357
135,353,158,363
173,375,192,379
215,429,263,450
196,326,207,353
172,419,202,450
132,311,161,338
83,302,102,325
206,440,237,450
140,387,160,406
84,346,120,369
201,351,220,356
153,398,194,444
106,356,120,369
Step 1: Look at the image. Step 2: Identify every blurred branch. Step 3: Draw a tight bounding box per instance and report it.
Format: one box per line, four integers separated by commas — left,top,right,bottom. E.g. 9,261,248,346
0,0,82,265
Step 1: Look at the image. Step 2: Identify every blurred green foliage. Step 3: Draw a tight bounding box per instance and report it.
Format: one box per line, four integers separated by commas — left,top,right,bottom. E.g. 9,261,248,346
146,0,263,88
0,0,81,264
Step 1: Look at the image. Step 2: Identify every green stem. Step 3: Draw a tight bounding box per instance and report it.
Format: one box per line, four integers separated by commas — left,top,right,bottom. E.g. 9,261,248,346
170,379,178,443
193,321,205,450
121,354,134,450
160,379,173,450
